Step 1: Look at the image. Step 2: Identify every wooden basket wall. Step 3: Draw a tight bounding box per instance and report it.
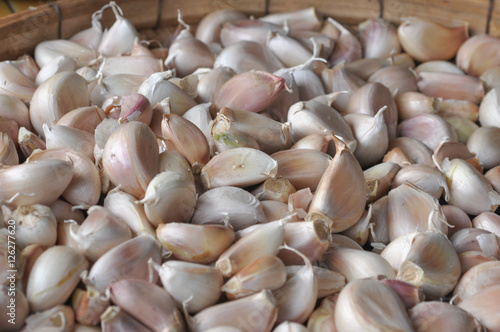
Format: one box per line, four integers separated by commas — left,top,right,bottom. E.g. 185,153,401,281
0,0,497,61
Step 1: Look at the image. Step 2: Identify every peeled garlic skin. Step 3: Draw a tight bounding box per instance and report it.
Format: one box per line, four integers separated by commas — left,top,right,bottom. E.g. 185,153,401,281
334,278,414,332
26,245,89,312
102,121,159,199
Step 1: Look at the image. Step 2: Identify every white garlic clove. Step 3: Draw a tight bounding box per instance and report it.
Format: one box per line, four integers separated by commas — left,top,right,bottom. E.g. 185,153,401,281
457,284,500,332
409,301,481,332
35,55,77,85
34,39,96,68
397,18,468,62
29,71,90,137
100,306,151,332
220,19,285,47
109,278,185,331
307,136,366,232
7,204,57,250
23,305,75,332
417,71,484,104
26,246,89,312
136,171,196,226
87,233,162,293
441,158,500,215
323,17,362,66
195,9,247,45
467,126,500,170
456,34,500,77
392,164,449,200
102,121,159,199
358,18,401,59
453,260,500,303
334,278,413,332
0,94,33,131
307,294,338,332
57,105,106,135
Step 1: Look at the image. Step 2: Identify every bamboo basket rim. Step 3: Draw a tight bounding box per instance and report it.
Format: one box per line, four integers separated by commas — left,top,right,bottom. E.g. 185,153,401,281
0,0,497,61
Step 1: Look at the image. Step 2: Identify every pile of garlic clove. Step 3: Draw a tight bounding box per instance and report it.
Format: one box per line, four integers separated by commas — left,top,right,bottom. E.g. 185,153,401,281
1,1,500,331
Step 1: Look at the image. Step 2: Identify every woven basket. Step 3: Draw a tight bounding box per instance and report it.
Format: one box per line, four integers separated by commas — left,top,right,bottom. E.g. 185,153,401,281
0,0,497,61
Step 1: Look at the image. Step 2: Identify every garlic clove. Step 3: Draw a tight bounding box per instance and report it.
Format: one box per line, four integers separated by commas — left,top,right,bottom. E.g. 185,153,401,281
191,186,267,231
96,1,137,56
222,255,286,300
87,233,162,293
369,63,419,96
260,7,322,32
467,126,500,170
273,321,308,332
157,222,234,264
220,19,286,47
340,206,372,246
323,17,362,66
103,188,155,236
321,62,366,94
34,39,96,68
380,232,420,273
345,57,391,81
387,183,448,241
212,71,286,114
456,34,500,77
251,177,296,203
70,206,132,262
291,67,325,101
215,218,286,277
201,147,277,189
195,9,247,45
395,91,440,121
334,278,413,332
388,136,434,167
453,260,500,303
23,305,75,332
278,220,330,265
392,164,449,200
472,211,500,237
196,67,235,103
378,278,424,309
102,121,159,199
397,231,461,299
291,134,330,153
444,116,479,145
321,247,395,282
9,54,39,82
49,199,85,224
137,71,197,115
161,113,210,173
287,100,356,151
459,250,498,276
0,132,18,166
100,306,151,332
306,136,366,232
35,55,78,85
109,278,185,331
29,71,90,137
398,113,458,151
442,204,472,237
26,246,89,312
43,124,96,162
0,94,33,131
432,140,482,173
480,66,500,91
261,200,300,223
417,71,485,104
72,278,109,326
136,171,196,226
450,227,500,259
182,103,213,143
214,40,284,74
436,99,479,122
272,247,317,325
212,107,292,155
290,30,335,59
457,284,500,332
307,294,338,332
188,289,277,332
7,204,57,250
441,158,500,215
415,60,465,74
397,18,468,62
0,159,73,207
345,107,389,168
358,18,401,59
266,32,313,68
364,162,400,203
57,106,106,135
409,301,482,332
368,195,390,246
478,87,500,127
346,82,398,141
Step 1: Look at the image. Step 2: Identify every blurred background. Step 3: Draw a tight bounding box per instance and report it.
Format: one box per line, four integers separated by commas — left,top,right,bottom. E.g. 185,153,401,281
0,0,51,17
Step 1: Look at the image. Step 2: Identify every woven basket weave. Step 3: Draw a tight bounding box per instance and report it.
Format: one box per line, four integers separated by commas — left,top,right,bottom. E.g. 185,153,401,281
0,0,497,61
